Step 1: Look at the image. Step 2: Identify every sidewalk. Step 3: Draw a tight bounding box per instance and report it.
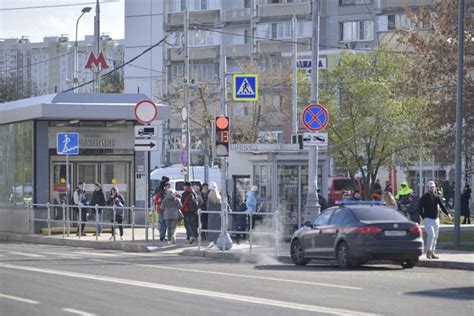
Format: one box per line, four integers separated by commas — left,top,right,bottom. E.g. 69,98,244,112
1,227,472,271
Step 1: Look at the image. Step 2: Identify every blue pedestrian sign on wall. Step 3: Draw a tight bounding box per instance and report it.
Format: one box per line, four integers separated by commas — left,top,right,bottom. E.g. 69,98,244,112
232,74,258,102
57,133,80,155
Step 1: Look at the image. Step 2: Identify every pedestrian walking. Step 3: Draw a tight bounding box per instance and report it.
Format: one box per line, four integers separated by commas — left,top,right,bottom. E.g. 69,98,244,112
317,189,328,211
234,199,248,244
160,189,182,244
200,183,209,240
406,192,421,224
153,179,170,241
396,181,413,215
206,182,222,243
461,184,471,224
246,185,258,229
90,182,106,236
383,191,398,210
181,182,199,244
419,181,452,259
107,187,126,240
73,182,89,236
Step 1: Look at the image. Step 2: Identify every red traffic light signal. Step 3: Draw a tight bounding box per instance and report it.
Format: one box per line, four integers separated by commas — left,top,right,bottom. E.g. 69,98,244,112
215,116,229,157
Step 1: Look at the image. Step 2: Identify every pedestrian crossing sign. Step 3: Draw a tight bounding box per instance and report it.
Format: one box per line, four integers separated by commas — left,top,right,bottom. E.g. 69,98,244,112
232,74,258,102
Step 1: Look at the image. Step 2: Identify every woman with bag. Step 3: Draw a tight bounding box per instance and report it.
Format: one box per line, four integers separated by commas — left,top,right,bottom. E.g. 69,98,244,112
160,189,182,244
107,187,125,240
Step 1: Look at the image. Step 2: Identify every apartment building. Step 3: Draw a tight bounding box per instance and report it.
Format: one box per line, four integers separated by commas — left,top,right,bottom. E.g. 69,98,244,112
124,0,438,166
0,35,124,96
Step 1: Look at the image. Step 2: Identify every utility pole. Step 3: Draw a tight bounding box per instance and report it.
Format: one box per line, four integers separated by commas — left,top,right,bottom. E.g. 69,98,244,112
184,5,191,181
454,0,465,246
93,0,100,92
292,13,298,135
303,0,321,221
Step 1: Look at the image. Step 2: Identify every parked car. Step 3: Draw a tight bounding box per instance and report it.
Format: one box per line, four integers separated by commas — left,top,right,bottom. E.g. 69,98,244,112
327,177,364,206
290,202,423,269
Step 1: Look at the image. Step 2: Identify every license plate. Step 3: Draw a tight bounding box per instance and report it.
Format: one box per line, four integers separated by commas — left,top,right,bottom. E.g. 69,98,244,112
384,230,406,237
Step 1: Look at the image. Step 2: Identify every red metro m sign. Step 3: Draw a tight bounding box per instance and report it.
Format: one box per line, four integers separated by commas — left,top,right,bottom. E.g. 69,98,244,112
85,52,109,71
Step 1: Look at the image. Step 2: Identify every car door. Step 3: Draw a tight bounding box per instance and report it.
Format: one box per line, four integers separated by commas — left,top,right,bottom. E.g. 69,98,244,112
303,209,334,257
320,208,348,258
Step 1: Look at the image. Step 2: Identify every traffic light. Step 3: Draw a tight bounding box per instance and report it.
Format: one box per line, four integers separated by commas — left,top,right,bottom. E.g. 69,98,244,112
215,116,230,157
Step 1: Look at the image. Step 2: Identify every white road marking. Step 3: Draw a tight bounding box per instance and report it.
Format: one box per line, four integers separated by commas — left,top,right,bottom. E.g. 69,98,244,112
0,263,376,316
136,264,363,291
62,308,97,316
7,252,45,258
41,252,84,258
0,293,39,304
74,251,118,257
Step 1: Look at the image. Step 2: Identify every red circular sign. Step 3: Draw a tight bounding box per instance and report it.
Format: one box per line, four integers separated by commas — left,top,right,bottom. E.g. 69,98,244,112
134,99,158,124
301,103,329,132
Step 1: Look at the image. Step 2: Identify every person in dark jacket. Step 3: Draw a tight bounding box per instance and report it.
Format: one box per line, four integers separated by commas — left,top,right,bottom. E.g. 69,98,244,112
160,189,182,244
419,181,452,259
317,189,328,211
107,187,126,240
181,182,198,243
200,183,209,240
73,182,89,236
461,184,472,224
406,192,420,224
90,182,106,236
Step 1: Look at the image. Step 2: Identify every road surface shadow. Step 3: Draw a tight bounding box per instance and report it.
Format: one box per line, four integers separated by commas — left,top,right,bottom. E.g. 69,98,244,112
404,287,474,301
254,263,400,272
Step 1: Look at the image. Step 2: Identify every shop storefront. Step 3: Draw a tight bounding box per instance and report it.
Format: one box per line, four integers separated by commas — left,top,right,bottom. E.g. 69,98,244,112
229,144,329,239
0,93,169,234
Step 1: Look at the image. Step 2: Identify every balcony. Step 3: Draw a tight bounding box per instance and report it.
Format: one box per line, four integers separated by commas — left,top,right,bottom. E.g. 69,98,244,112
257,2,311,20
257,37,311,54
168,45,219,61
224,44,253,58
167,10,219,27
374,0,436,11
224,8,252,23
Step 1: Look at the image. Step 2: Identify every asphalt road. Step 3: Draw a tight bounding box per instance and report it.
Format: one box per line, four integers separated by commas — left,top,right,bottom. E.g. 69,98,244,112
0,242,472,316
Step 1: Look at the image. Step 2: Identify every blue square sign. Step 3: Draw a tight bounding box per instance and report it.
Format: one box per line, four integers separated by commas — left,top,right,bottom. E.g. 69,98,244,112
232,74,258,101
57,133,79,155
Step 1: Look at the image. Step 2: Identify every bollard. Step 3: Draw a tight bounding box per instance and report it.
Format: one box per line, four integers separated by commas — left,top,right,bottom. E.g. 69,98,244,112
47,202,51,237
112,205,116,241
131,205,135,242
78,204,83,239
95,205,99,241
275,210,280,257
249,213,253,254
198,209,202,251
66,204,71,237
28,202,32,235
62,203,66,238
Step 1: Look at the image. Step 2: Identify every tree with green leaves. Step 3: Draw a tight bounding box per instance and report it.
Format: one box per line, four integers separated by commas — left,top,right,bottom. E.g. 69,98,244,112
317,50,430,195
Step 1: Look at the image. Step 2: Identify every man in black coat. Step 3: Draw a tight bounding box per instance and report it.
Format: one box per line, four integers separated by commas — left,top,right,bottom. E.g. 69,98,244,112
91,182,106,236
419,181,452,259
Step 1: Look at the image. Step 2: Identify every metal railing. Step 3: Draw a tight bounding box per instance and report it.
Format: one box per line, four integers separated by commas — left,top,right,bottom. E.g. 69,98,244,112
28,203,158,242
197,209,280,256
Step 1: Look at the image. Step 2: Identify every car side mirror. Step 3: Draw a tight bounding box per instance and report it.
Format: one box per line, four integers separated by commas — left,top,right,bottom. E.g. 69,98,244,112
303,221,313,229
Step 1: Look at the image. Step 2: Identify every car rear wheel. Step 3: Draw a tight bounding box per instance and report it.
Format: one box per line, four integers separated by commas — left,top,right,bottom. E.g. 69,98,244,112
336,241,355,269
290,239,310,266
400,258,417,269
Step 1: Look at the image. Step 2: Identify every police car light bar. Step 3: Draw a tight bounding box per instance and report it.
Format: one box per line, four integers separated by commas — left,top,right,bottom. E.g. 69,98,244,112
335,200,386,206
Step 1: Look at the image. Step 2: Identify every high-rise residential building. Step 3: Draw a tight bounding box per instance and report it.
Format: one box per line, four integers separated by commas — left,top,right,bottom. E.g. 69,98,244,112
124,0,438,166
0,35,124,96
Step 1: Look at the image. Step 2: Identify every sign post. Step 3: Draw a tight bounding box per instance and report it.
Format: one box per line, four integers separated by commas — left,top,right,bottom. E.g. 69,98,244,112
301,103,329,223
57,133,79,236
134,99,158,242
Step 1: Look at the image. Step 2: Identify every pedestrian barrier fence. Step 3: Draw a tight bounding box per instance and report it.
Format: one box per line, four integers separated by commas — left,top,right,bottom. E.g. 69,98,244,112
28,203,159,242
197,209,280,256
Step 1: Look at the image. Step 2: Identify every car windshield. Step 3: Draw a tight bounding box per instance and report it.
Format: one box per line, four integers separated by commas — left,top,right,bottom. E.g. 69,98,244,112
351,207,408,222
334,179,359,191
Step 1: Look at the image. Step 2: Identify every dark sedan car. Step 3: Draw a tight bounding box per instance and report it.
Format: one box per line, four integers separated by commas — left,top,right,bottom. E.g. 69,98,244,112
290,203,424,269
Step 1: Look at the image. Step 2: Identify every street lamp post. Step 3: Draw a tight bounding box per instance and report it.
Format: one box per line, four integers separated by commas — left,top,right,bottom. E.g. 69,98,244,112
73,7,92,93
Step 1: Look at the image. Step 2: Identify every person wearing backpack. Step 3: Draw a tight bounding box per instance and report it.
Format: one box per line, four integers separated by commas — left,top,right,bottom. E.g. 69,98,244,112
181,182,199,244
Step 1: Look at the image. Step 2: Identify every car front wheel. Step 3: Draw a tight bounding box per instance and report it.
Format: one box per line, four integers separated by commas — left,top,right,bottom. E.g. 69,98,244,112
336,241,355,269
290,239,310,266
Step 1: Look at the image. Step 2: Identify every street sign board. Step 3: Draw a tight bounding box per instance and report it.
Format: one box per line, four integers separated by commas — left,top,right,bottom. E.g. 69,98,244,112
303,132,328,147
134,139,158,151
134,99,158,124
57,133,79,155
301,103,329,132
232,74,258,101
134,126,157,138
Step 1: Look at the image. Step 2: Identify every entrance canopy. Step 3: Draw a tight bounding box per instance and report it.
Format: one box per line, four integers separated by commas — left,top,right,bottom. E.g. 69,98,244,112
0,93,170,124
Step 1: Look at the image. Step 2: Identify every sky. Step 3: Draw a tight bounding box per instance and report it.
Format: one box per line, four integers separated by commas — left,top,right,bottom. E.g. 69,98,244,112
0,0,124,43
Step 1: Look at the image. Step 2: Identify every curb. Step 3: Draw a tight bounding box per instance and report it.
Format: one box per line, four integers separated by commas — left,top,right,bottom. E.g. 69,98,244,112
182,249,474,271
0,233,151,253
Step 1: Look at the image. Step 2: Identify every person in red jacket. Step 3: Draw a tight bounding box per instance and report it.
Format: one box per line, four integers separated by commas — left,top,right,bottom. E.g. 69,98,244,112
181,182,199,243
153,181,170,241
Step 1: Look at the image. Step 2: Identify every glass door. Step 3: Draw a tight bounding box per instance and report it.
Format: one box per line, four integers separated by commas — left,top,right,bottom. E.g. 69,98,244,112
50,163,73,221
77,163,98,203
101,162,129,206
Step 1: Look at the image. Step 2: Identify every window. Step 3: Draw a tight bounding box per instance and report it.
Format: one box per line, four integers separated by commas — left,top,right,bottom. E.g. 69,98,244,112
351,207,409,222
313,210,334,227
339,0,371,4
387,14,413,31
244,30,250,44
341,20,374,42
189,30,216,46
244,0,251,8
